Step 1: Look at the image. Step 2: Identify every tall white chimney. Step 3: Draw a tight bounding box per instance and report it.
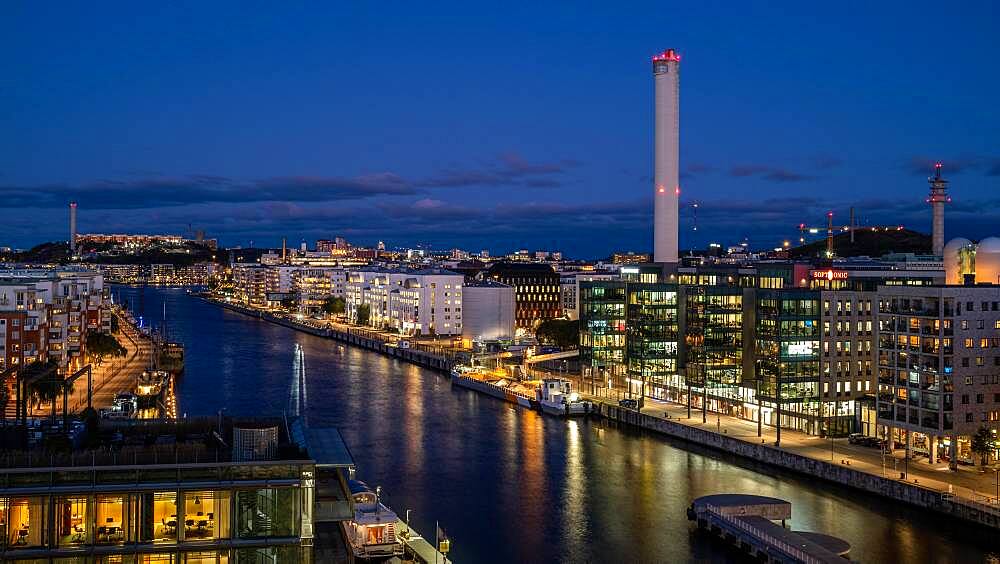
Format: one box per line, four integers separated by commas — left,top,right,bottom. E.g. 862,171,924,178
653,49,680,264
69,201,78,255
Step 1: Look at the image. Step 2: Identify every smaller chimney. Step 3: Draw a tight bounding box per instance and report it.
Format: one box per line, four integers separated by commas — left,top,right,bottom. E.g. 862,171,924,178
69,201,78,255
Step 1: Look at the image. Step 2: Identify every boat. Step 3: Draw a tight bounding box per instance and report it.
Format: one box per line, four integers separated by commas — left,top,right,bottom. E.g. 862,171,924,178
342,481,405,560
535,378,593,417
450,365,536,408
101,392,138,419
135,370,169,408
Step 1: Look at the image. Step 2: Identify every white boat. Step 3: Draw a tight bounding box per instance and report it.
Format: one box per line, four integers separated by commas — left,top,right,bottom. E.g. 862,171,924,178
342,481,405,560
536,378,592,417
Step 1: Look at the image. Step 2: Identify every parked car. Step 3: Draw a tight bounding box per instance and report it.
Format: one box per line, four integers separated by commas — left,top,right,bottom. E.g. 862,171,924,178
848,433,884,448
619,399,639,410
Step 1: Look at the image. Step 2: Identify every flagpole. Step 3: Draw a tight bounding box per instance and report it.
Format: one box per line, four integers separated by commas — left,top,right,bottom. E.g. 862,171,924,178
435,520,439,564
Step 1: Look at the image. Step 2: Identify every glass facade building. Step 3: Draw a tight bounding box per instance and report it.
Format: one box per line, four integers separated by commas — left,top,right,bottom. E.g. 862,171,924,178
579,282,678,407
0,418,354,564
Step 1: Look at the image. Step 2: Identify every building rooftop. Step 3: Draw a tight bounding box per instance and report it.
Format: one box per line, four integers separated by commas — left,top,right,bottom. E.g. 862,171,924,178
0,416,325,471
464,280,512,288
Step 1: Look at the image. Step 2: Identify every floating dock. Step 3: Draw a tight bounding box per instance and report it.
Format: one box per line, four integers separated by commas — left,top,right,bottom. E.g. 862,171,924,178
688,494,850,563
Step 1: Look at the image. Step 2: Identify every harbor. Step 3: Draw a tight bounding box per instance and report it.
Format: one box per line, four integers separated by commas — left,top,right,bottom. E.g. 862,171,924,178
196,289,1000,536
131,286,998,562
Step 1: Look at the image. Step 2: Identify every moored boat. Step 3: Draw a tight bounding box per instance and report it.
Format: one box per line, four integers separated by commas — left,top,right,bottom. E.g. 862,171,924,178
342,480,405,560
536,378,593,417
450,365,536,408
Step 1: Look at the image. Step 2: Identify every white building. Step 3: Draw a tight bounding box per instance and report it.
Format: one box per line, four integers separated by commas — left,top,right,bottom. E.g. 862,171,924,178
462,280,515,341
346,267,464,336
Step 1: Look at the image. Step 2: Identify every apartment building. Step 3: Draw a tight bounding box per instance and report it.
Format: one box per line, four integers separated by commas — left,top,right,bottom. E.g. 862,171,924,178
231,264,268,308
293,268,347,315
0,269,110,372
876,284,1000,466
346,267,464,336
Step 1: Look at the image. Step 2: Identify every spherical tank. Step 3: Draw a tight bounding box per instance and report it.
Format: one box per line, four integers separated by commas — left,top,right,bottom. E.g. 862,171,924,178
975,237,1000,284
943,238,973,284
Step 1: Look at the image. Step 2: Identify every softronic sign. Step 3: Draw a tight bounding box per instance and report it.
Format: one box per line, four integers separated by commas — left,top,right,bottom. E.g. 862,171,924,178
810,269,849,281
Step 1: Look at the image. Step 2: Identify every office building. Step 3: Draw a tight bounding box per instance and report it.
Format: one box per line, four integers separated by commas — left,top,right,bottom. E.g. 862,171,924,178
0,417,355,563
483,263,561,330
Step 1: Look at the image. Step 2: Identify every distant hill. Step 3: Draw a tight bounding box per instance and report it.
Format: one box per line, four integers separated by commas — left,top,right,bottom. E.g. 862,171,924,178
10,240,220,266
12,241,71,263
788,228,931,259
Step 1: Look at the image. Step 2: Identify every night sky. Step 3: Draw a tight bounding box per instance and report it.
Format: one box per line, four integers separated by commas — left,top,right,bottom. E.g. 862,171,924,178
2,2,998,257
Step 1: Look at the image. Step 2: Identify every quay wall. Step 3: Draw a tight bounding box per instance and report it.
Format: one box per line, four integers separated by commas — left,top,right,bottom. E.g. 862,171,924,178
204,297,453,372
197,296,1000,532
599,404,1000,532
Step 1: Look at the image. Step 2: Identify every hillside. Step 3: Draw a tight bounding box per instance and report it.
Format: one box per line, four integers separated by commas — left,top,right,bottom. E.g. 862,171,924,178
788,228,931,259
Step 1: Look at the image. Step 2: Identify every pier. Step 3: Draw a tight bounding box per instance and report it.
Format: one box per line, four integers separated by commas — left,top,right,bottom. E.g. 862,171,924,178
688,494,850,563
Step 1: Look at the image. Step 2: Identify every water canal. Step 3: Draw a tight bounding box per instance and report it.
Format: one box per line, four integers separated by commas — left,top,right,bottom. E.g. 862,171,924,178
118,287,998,563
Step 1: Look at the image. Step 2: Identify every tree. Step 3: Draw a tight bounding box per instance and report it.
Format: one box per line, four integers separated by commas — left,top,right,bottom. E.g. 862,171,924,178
356,303,371,326
322,296,346,316
86,330,127,366
535,319,581,350
280,294,299,310
20,360,67,418
971,426,995,466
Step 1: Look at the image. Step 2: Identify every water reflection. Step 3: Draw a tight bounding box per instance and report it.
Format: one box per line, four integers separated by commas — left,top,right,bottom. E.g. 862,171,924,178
118,288,999,564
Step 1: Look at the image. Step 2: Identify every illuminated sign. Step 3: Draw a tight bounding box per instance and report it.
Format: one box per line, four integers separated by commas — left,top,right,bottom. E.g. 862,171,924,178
809,269,849,281
620,267,640,274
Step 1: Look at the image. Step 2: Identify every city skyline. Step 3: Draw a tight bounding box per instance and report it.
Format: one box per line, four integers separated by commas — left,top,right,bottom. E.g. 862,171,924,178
2,2,999,256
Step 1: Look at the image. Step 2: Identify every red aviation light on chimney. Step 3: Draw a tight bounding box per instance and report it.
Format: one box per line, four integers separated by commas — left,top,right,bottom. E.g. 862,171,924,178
674,185,681,195
658,185,665,193
652,49,681,62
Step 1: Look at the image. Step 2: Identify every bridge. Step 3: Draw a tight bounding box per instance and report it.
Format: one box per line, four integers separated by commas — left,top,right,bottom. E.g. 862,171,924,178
524,350,579,365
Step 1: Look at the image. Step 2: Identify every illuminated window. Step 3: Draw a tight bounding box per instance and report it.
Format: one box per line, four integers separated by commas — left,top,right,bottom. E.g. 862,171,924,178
93,495,128,545
8,497,47,548
183,491,230,541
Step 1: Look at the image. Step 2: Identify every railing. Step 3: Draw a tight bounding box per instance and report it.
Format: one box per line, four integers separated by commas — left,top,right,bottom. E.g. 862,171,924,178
701,504,826,564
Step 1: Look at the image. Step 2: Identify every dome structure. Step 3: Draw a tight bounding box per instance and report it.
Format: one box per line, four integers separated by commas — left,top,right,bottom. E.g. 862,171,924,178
943,238,973,284
975,237,1000,284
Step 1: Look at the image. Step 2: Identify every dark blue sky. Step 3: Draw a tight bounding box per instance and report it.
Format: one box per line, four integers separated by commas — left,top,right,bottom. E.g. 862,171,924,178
2,2,998,257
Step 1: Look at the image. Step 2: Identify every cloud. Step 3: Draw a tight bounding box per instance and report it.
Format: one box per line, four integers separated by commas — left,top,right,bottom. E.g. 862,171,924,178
809,156,843,170
903,155,1000,176
680,162,715,180
416,153,578,189
0,152,579,210
729,164,814,182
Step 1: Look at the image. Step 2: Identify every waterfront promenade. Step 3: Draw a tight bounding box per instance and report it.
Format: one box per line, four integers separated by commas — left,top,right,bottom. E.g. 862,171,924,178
65,308,153,412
